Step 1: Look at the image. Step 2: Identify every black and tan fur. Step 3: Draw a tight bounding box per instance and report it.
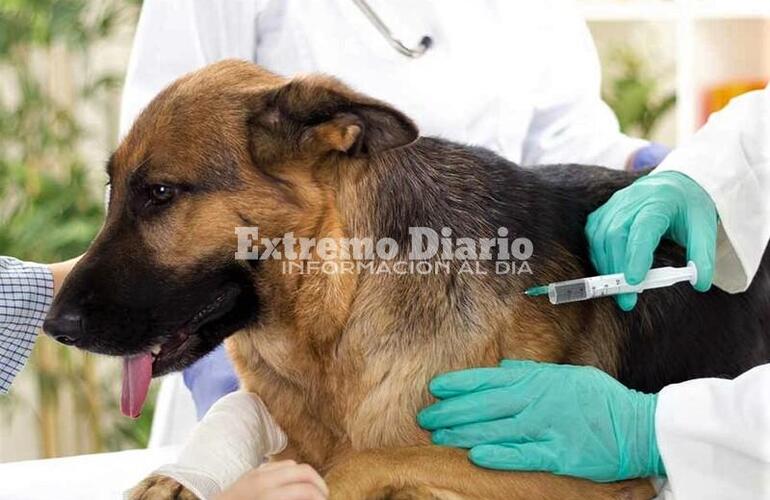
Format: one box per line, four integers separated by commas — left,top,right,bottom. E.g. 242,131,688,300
45,61,770,499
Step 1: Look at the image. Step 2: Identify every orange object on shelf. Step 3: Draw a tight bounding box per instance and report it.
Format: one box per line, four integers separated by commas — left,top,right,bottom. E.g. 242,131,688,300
701,80,767,125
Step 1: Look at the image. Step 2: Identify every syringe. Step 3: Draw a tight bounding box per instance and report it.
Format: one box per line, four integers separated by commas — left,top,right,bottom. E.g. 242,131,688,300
525,261,698,305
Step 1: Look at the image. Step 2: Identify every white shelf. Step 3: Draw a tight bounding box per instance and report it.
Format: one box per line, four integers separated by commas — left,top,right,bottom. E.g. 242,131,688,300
581,0,770,22
580,1,676,22
583,0,770,143
692,1,770,20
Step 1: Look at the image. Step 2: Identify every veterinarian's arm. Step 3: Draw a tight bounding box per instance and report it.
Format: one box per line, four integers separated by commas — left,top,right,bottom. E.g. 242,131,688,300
653,86,770,293
518,0,652,171
654,363,770,500
0,256,77,393
587,85,770,310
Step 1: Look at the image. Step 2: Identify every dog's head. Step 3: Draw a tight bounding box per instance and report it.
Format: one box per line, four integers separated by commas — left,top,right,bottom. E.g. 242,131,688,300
43,60,417,416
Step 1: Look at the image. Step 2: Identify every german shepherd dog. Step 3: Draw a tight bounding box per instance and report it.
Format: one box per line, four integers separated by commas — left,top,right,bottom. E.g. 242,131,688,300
45,60,770,499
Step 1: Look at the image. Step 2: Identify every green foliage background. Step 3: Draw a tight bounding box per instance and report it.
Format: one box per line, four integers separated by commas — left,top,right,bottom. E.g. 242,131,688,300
603,45,676,139
0,0,151,458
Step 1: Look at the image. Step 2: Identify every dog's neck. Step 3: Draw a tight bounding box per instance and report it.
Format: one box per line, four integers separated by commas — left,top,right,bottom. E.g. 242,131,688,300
334,137,538,241
284,138,544,337
259,136,593,353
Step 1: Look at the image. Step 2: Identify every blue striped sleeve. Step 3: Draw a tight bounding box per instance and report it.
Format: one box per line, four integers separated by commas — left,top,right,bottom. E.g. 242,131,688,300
0,257,53,393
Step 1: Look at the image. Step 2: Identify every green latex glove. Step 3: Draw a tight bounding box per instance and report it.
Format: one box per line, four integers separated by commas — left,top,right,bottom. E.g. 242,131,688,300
586,171,717,311
418,360,665,482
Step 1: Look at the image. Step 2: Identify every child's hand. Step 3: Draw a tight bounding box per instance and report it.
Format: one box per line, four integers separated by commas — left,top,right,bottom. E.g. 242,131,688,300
216,460,328,500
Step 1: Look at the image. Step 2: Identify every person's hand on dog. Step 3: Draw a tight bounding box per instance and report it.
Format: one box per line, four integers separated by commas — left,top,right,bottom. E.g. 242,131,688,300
418,360,665,482
216,460,328,500
586,171,717,311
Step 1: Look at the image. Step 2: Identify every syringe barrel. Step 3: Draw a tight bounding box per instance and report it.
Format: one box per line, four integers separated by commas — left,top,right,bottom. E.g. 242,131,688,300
548,279,591,304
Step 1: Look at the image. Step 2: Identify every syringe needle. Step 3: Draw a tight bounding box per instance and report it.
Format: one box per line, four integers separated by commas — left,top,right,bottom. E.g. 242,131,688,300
524,285,549,297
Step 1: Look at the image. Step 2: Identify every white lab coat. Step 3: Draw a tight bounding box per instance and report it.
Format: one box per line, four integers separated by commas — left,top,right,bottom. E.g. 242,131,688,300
653,86,770,500
120,0,646,168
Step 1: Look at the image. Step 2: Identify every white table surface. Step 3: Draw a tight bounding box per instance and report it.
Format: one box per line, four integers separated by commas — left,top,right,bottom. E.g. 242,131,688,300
0,446,179,500
0,446,678,500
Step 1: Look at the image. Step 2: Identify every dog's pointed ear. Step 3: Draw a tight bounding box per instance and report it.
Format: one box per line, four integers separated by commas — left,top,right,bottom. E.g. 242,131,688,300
253,76,418,158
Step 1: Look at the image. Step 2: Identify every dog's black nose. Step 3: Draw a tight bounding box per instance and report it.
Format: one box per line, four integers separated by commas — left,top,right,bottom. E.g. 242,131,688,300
44,312,84,346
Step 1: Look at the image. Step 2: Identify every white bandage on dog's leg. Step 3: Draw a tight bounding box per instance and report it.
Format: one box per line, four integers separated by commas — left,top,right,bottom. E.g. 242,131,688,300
152,391,287,500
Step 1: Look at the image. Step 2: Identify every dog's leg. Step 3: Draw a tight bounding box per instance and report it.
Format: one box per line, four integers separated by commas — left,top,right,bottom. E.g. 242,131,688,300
324,445,656,500
127,475,197,500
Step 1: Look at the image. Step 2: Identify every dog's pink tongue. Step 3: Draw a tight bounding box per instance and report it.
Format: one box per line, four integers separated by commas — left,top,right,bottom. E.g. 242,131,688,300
121,353,153,418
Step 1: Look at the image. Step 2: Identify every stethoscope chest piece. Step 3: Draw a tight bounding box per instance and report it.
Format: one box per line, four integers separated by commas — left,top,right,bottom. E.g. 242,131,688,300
352,0,433,58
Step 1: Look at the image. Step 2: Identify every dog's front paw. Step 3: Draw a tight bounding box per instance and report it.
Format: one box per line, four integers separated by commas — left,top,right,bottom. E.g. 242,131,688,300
127,474,198,500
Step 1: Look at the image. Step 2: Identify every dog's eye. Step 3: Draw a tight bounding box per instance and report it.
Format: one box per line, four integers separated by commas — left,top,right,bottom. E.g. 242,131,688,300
149,184,176,204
